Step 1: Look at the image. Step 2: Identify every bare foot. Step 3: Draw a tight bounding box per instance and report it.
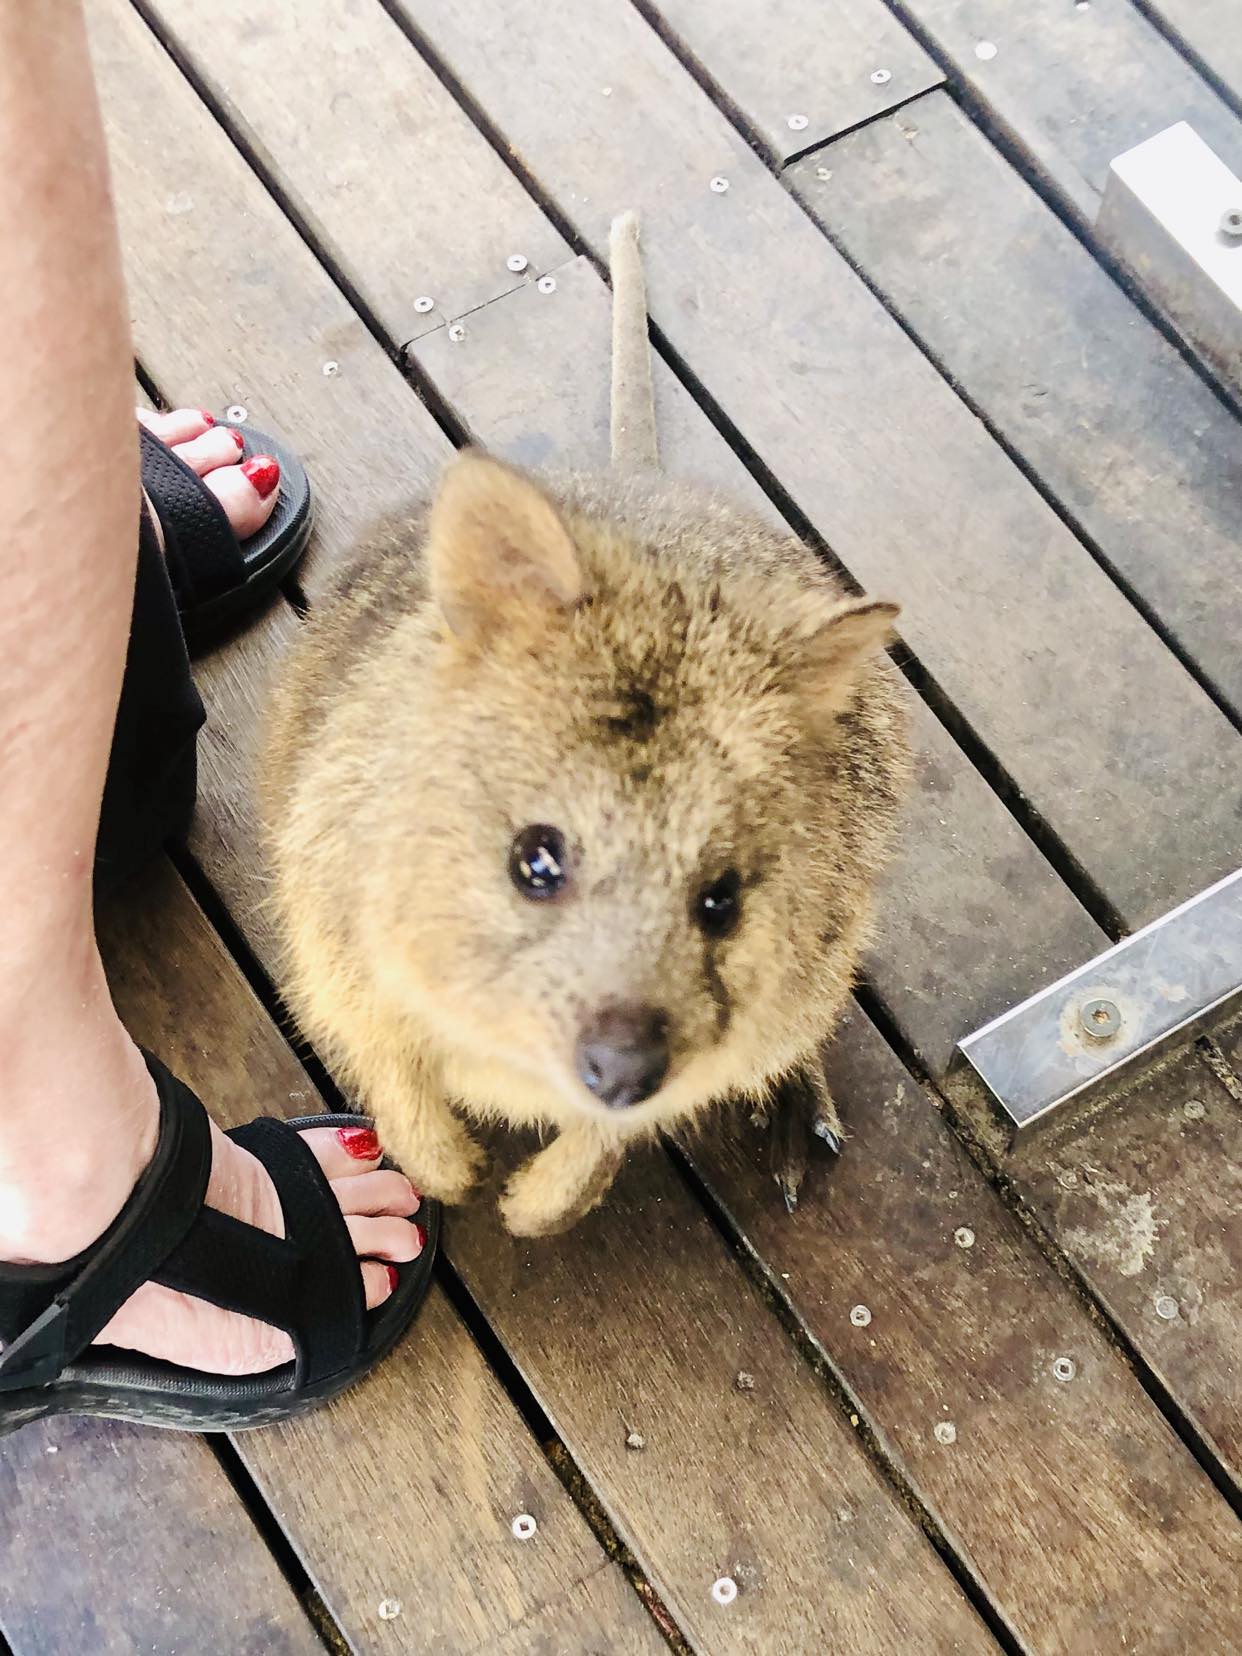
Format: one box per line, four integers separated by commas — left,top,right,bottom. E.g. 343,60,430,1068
137,405,281,544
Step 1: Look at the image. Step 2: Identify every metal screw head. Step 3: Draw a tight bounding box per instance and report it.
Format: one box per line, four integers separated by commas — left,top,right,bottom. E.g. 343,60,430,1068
934,1421,957,1445
1183,1098,1206,1120
1080,997,1121,1040
322,359,339,377
735,1371,755,1391
787,113,809,131
414,295,435,314
447,322,466,343
870,68,893,85
377,1599,402,1621
954,1226,975,1249
711,1577,738,1606
1155,1295,1179,1321
226,404,248,423
849,1304,872,1327
975,40,998,60
512,1513,537,1540
710,175,730,193
507,253,529,272
1219,207,1242,239
537,275,557,294
1052,1357,1076,1383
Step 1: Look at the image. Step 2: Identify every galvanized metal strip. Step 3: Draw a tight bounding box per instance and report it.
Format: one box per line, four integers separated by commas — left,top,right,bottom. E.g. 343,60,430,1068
958,867,1242,1130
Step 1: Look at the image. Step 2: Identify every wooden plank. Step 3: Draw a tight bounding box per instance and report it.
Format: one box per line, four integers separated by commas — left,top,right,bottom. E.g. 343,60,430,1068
96,860,663,1655
648,0,941,162
684,1005,1242,1650
0,1418,320,1656
401,0,1242,932
1141,0,1242,107
891,0,1242,223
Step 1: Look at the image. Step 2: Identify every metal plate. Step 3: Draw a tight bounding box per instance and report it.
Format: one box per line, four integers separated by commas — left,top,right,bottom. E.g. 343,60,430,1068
1097,121,1242,392
958,867,1242,1130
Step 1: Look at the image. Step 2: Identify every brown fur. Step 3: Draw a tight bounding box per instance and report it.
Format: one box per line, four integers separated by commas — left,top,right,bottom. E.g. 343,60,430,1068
261,456,908,1234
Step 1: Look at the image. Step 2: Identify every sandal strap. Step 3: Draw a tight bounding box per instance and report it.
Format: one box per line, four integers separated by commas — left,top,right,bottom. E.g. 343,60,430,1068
155,1119,366,1388
0,1053,211,1391
139,424,244,608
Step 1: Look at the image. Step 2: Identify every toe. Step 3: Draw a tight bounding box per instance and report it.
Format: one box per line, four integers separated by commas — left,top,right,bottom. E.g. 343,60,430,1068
171,425,247,476
345,1214,424,1263
332,1169,420,1218
202,453,280,541
301,1124,383,1179
137,405,217,445
362,1261,400,1310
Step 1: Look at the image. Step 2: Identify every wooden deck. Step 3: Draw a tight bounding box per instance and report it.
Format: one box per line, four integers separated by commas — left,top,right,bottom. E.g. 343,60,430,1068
3,1,1241,1650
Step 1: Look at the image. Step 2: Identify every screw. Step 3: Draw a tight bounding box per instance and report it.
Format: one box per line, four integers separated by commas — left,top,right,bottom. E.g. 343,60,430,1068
447,323,466,343
954,1226,975,1249
322,360,339,377
711,1577,738,1606
1155,1295,1179,1321
1052,1357,1076,1382
377,1599,402,1621
850,1304,871,1327
507,253,529,272
870,68,893,85
226,405,248,423
537,275,557,294
625,1429,646,1450
1057,1169,1079,1190
735,1371,755,1391
787,113,809,131
710,175,730,193
815,166,833,181
512,1513,537,1540
934,1421,957,1445
1080,997,1121,1039
1183,1098,1206,1120
414,295,435,314
975,40,998,60
1219,208,1242,238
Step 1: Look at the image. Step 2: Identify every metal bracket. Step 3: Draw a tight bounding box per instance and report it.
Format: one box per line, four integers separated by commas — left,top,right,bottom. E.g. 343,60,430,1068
957,868,1242,1132
1096,122,1242,393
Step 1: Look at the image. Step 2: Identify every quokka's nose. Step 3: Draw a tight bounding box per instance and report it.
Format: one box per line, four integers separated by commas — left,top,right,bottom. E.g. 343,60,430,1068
576,1005,669,1108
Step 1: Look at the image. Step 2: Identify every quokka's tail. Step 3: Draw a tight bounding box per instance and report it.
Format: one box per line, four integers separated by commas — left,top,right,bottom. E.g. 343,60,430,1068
608,211,659,470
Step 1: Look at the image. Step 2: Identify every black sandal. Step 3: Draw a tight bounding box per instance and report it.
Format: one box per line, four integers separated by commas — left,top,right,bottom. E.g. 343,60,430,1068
0,1053,435,1435
139,417,313,647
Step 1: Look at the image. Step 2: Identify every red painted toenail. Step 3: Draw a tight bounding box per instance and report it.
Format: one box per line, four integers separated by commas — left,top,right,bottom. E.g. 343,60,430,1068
415,1224,427,1252
385,1264,399,1293
337,1126,381,1160
228,428,245,450
241,455,280,499
198,409,216,426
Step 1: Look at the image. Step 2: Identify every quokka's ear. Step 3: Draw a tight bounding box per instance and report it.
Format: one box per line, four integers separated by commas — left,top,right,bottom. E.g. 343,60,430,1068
427,449,582,643
797,596,899,719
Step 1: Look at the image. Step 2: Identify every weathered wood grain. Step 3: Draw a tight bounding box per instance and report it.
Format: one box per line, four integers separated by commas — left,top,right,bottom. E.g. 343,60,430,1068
1141,0,1242,106
891,0,1242,221
402,0,1242,931
648,0,941,162
97,860,663,1656
0,1417,320,1656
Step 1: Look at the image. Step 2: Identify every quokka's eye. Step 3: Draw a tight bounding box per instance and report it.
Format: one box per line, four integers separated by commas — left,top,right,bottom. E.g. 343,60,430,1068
695,869,741,938
509,825,569,899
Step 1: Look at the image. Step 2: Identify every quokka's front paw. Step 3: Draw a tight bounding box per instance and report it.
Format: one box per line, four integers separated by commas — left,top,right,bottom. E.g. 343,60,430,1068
766,1059,844,1215
382,1115,488,1206
499,1131,624,1238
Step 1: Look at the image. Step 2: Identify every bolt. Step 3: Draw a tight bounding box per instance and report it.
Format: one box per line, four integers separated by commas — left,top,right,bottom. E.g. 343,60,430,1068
787,113,809,131
377,1599,401,1621
711,1577,738,1606
1219,208,1242,238
512,1513,537,1540
975,40,998,60
850,1304,871,1327
1155,1295,1179,1321
322,360,339,377
870,68,893,85
537,275,557,294
1052,1357,1076,1382
625,1429,646,1450
448,323,466,342
414,296,435,314
934,1421,957,1445
710,176,730,193
1080,997,1121,1039
507,253,529,272
954,1226,975,1249
226,405,248,423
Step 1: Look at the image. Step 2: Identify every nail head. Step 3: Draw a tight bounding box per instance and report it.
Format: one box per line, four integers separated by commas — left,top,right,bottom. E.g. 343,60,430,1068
226,405,248,423
787,113,809,131
507,253,529,272
954,1226,975,1249
512,1513,537,1540
934,1421,957,1445
710,175,730,193
1052,1356,1076,1382
711,1576,738,1606
447,322,467,342
321,360,339,377
1155,1295,1179,1321
850,1304,872,1327
414,295,435,314
377,1599,401,1621
870,68,893,85
537,275,557,294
